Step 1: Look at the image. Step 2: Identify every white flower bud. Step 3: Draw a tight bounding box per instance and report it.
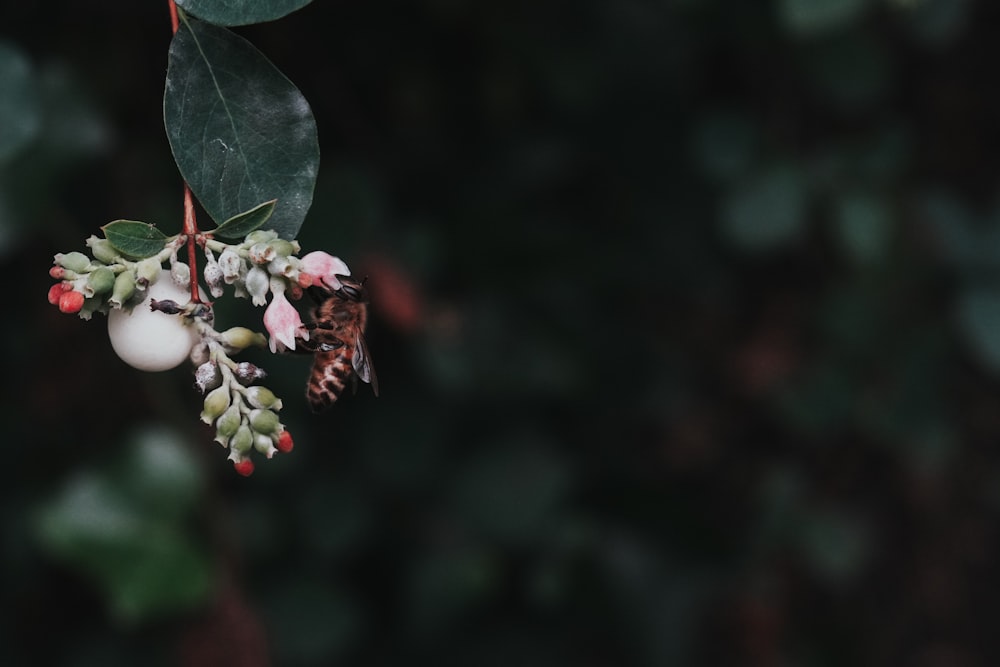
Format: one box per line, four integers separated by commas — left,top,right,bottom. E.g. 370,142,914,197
218,248,244,284
245,266,269,306
254,432,278,458
194,361,222,393
204,260,225,298
248,243,275,265
171,261,190,288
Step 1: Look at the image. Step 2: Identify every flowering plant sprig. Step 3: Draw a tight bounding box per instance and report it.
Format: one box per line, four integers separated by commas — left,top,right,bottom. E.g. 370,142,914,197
44,0,346,475
47,207,354,476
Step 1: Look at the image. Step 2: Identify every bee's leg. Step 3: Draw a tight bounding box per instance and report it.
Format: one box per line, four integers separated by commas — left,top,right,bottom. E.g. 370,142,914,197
296,334,346,354
304,321,335,331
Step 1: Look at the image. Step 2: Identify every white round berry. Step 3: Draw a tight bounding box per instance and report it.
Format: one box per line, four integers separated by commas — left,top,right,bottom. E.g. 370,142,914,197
108,277,200,372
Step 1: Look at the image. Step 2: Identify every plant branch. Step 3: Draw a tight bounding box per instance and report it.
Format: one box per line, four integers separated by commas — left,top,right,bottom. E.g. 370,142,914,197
168,0,202,303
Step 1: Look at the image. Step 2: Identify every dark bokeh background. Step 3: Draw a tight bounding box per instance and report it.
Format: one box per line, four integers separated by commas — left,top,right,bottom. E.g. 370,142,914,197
4,0,1000,664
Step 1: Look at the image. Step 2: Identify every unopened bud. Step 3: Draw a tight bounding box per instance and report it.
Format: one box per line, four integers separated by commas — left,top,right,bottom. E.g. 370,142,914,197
254,432,278,458
245,230,278,246
215,405,242,441
87,236,119,264
234,361,267,384
136,258,161,287
232,458,255,477
245,386,282,410
268,239,297,257
249,408,279,435
194,361,221,393
85,267,115,296
248,243,275,264
200,385,231,424
109,270,136,308
245,266,269,306
220,326,267,352
218,248,243,283
205,260,225,298
268,256,294,277
231,424,254,454
276,430,294,453
55,251,91,273
170,261,190,288
58,290,85,314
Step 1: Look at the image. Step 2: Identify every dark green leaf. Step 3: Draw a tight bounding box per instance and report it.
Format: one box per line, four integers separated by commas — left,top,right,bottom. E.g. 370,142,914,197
101,220,169,259
210,199,277,239
164,18,319,240
176,0,313,27
0,41,41,163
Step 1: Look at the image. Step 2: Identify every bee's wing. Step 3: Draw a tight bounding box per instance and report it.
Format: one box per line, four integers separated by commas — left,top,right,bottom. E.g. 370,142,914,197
352,333,379,396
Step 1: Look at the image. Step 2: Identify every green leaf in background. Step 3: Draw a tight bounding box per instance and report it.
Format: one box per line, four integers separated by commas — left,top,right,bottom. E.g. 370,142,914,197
101,220,169,259
0,41,41,163
778,0,870,36
33,428,212,623
958,287,1000,373
209,198,277,239
176,0,313,27
164,18,319,240
834,191,892,264
720,163,807,252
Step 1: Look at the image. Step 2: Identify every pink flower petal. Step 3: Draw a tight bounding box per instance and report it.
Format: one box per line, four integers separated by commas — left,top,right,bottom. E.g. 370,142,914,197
263,288,303,353
299,251,350,291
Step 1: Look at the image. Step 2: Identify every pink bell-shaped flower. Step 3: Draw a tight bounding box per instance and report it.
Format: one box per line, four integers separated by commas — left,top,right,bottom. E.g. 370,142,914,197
298,251,350,291
263,280,306,353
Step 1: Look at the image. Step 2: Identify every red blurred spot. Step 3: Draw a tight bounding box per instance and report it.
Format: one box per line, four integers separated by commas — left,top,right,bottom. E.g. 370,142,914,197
361,252,424,334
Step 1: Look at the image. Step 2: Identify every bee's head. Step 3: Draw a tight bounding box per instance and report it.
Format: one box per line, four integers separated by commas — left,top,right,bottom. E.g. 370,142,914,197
335,275,368,302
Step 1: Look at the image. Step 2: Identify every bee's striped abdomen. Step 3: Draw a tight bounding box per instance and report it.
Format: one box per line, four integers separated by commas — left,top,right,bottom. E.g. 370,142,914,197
306,349,355,413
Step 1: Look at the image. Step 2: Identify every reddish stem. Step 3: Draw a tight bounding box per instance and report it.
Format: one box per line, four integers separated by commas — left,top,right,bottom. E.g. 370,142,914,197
168,0,201,303
184,186,202,303
168,0,179,34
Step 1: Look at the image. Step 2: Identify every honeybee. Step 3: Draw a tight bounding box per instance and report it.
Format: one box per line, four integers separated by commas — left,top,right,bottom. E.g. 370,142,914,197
299,275,379,412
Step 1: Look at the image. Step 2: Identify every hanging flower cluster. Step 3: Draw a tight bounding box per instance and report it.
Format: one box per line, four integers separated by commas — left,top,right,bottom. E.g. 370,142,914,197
47,210,353,476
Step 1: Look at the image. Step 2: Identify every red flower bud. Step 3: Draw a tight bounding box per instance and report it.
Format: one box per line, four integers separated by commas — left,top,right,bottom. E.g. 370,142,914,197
276,430,294,453
58,290,85,314
47,283,65,305
49,266,65,279
233,459,255,477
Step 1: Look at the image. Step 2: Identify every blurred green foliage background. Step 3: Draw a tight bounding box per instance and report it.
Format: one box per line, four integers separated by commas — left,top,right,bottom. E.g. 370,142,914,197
3,0,1000,664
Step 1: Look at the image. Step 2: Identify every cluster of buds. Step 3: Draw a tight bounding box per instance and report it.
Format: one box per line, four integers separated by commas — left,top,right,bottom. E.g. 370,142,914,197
46,236,183,320
47,220,353,476
190,323,293,477
200,230,350,353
